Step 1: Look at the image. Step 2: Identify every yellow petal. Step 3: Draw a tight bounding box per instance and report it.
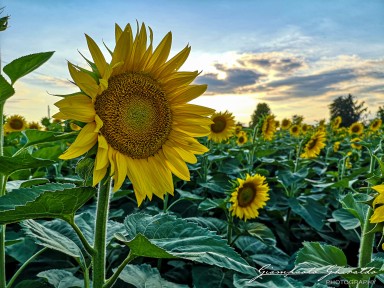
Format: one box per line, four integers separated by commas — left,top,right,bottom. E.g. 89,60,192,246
165,143,197,164
161,71,198,90
60,123,98,159
372,185,384,194
161,146,190,181
113,152,128,191
93,166,108,187
55,94,96,123
85,34,107,77
111,27,133,76
370,206,384,223
68,62,99,99
173,124,211,137
145,32,172,72
154,45,191,79
169,84,207,104
172,104,215,116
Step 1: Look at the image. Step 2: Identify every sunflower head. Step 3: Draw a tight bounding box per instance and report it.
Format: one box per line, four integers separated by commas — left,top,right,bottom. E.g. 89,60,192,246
235,124,243,136
350,137,362,150
332,116,342,129
370,118,382,132
208,111,236,143
349,122,364,135
290,124,301,137
236,131,248,145
54,22,214,206
370,184,384,224
333,141,340,152
229,173,270,221
281,118,291,130
261,115,276,141
28,121,42,130
4,115,28,132
300,130,326,158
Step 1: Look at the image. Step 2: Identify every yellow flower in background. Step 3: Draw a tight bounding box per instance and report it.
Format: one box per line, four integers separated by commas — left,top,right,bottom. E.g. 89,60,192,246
332,116,342,129
229,174,270,221
54,22,214,205
70,122,82,131
235,124,243,136
350,137,362,150
28,121,42,130
333,141,340,152
300,130,326,158
236,131,248,145
290,124,301,137
261,115,276,141
349,122,364,135
4,115,28,132
370,184,384,223
301,123,310,134
369,118,382,132
281,118,291,130
208,111,235,143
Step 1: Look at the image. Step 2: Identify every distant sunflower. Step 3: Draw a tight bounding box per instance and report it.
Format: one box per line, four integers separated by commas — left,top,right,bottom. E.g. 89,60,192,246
208,111,235,143
54,22,214,205
290,124,301,137
235,124,243,136
236,131,248,145
369,118,382,132
349,122,364,135
350,137,362,150
281,118,291,130
332,116,342,129
301,124,310,134
261,115,276,141
333,141,340,152
300,130,326,158
28,121,42,130
69,122,82,131
4,115,28,132
229,174,270,221
370,184,384,223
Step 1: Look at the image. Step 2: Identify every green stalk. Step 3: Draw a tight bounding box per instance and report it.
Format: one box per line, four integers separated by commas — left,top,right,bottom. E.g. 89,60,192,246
0,100,6,288
104,251,136,288
92,175,112,288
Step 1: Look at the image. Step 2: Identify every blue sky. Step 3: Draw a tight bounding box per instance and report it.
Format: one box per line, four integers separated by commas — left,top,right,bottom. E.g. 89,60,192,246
1,0,383,124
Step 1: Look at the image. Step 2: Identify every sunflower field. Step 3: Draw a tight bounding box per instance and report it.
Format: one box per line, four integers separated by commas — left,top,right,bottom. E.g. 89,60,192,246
1,22,384,288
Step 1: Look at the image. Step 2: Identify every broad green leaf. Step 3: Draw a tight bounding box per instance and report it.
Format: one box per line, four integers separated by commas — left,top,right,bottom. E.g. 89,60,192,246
6,178,50,192
287,198,326,231
332,209,360,230
276,167,309,187
116,264,188,288
3,51,54,84
37,269,84,288
186,217,227,234
0,150,55,176
5,232,39,263
339,193,370,226
22,130,76,147
295,242,347,267
23,220,86,267
198,198,225,211
235,236,289,270
120,212,255,275
192,266,233,288
175,188,204,200
241,222,277,246
0,183,96,224
14,280,51,288
0,73,15,101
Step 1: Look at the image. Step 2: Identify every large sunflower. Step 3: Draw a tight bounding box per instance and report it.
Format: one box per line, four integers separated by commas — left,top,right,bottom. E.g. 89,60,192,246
229,174,270,221
208,111,235,143
4,114,28,132
261,115,276,141
54,23,214,205
300,130,326,158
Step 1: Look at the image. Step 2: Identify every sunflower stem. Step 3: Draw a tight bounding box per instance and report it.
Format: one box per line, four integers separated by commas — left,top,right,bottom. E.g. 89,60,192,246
93,175,112,288
0,100,7,288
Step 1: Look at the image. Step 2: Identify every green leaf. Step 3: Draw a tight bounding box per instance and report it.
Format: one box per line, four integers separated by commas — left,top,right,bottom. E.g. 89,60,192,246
192,266,233,288
235,236,289,270
22,130,76,147
198,198,225,211
0,73,15,101
37,269,84,288
6,178,50,192
233,273,317,288
0,150,55,176
287,198,326,231
295,242,347,267
3,51,54,84
241,222,276,246
332,209,360,230
0,183,96,224
120,212,255,275
186,217,227,234
23,220,86,267
339,193,370,226
14,279,51,288
175,188,204,200
116,264,188,288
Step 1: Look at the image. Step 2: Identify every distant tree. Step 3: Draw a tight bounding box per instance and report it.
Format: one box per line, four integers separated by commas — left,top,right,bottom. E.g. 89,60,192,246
377,106,384,122
329,94,367,127
249,103,271,128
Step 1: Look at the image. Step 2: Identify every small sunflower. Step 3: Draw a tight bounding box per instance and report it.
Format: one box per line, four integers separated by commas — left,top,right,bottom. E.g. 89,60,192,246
290,124,301,137
370,184,384,223
349,122,364,135
261,115,276,141
301,124,310,134
69,122,82,131
280,118,291,130
229,173,270,221
333,141,340,152
54,22,214,205
235,124,243,136
28,121,42,130
369,118,382,132
350,137,362,150
208,111,235,143
236,131,248,145
300,130,326,158
332,116,342,129
4,115,28,132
